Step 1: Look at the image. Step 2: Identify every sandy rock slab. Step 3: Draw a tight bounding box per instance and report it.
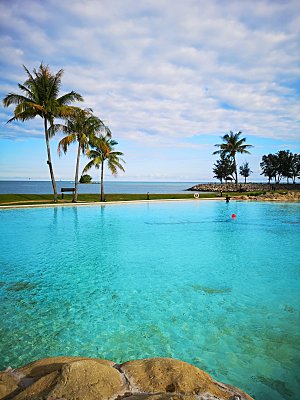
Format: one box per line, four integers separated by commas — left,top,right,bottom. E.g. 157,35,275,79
237,191,300,202
0,356,254,400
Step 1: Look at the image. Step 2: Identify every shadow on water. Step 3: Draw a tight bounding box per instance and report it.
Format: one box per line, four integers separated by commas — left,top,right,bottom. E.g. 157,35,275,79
191,284,232,294
254,375,294,399
52,207,58,227
6,281,39,292
145,219,232,225
72,206,79,231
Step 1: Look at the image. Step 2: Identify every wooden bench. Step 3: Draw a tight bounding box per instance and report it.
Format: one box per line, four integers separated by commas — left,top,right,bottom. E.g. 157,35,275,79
61,187,75,199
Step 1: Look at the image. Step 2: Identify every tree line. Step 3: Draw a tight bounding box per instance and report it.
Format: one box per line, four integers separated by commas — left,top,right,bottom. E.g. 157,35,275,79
260,150,300,184
3,64,125,202
212,132,299,186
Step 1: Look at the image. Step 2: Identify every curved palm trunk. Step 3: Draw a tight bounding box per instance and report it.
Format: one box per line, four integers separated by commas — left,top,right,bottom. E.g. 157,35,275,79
234,156,238,190
100,161,105,202
44,118,58,202
73,142,81,202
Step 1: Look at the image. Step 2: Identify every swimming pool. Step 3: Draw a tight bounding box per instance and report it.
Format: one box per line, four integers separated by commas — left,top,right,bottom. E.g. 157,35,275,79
0,200,299,399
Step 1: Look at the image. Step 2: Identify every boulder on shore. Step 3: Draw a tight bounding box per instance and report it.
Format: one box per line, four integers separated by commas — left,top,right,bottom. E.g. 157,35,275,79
0,356,254,400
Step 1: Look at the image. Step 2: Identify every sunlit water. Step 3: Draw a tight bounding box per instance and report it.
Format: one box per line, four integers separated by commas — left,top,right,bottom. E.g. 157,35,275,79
0,200,299,400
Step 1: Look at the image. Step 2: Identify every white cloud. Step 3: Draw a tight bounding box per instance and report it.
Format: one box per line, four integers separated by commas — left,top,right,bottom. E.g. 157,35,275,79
0,0,299,179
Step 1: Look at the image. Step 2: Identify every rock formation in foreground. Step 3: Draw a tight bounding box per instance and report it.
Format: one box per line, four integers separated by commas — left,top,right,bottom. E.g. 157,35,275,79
0,356,253,400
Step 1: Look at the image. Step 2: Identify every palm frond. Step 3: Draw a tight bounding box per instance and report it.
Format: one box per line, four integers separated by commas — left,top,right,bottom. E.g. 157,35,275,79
58,134,77,156
3,93,32,107
22,64,35,84
110,151,124,157
82,159,98,174
56,105,78,119
17,83,34,99
108,163,117,175
57,91,84,106
10,102,42,121
88,149,101,158
238,148,252,154
108,158,125,175
105,127,112,138
213,149,222,155
48,68,64,99
50,123,68,135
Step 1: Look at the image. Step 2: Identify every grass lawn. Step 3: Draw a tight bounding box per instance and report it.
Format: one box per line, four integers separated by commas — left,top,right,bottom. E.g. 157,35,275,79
0,190,284,206
0,192,211,206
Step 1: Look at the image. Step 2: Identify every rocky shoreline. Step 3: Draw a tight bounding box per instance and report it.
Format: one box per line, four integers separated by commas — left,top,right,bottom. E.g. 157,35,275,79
187,183,300,192
0,356,253,400
235,191,300,202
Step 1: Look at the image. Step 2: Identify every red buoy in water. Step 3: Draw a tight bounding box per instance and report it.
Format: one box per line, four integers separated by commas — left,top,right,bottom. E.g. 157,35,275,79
232,213,236,218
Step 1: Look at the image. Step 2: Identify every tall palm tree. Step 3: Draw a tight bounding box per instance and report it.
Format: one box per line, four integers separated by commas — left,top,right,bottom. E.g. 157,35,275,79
55,108,106,202
3,64,83,202
82,133,125,201
213,131,253,189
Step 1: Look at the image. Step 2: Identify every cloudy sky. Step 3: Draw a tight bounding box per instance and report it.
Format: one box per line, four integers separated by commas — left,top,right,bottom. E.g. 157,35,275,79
0,0,299,181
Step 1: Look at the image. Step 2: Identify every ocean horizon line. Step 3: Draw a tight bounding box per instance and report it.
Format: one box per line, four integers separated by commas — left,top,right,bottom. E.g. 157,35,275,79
0,179,271,183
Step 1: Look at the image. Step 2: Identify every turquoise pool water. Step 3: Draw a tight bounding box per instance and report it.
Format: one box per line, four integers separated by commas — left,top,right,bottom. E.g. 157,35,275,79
0,201,299,399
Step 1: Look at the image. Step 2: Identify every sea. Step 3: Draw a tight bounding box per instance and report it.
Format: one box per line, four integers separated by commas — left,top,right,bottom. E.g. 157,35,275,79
0,181,200,194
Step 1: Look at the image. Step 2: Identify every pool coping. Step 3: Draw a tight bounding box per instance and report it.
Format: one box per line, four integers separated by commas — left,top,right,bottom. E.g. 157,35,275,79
1,197,298,210
0,197,223,209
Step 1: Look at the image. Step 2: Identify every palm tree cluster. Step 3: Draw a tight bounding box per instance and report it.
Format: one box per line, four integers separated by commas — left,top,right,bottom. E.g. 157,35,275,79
3,64,125,202
213,131,253,188
260,150,300,184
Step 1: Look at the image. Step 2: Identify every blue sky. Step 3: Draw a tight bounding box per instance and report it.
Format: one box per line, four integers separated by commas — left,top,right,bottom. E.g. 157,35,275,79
0,0,299,181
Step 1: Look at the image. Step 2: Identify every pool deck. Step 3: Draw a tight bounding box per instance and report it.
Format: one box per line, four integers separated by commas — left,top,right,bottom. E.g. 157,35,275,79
0,197,223,209
1,194,298,209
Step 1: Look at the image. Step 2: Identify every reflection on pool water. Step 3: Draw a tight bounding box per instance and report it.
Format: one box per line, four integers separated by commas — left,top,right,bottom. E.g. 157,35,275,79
0,201,299,399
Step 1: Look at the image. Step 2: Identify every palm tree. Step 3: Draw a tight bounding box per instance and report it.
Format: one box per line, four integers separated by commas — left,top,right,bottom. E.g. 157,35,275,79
213,131,253,189
3,64,83,202
55,108,105,202
82,133,125,201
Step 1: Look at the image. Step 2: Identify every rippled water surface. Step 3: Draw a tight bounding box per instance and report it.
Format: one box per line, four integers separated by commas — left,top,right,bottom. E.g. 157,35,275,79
0,201,299,400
